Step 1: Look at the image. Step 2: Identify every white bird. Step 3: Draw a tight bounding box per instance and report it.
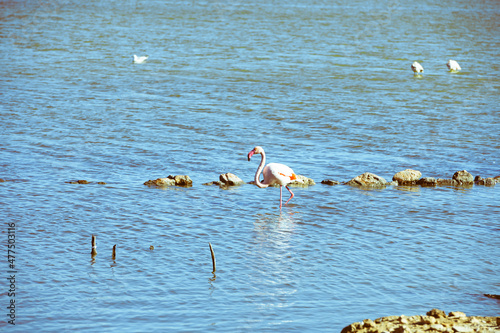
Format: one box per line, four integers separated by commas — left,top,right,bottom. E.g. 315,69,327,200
446,59,461,71
133,55,148,64
247,146,303,210
411,61,424,75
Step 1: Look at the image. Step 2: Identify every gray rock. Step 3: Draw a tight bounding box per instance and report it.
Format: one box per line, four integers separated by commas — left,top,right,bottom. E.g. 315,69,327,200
346,172,387,187
452,170,474,185
321,179,341,185
219,173,244,186
393,169,422,185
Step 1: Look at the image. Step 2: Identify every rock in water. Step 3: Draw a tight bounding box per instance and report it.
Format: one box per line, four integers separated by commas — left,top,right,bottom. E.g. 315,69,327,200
170,175,193,186
144,178,176,186
393,169,422,185
144,175,193,187
346,172,387,187
289,174,315,186
219,173,244,186
321,179,341,185
417,177,437,186
452,170,474,185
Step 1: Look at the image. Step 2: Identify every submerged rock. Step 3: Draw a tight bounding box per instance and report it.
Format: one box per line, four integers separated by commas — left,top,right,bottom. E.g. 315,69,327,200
66,180,90,184
341,309,498,333
393,169,422,185
321,179,341,185
474,176,496,186
144,175,192,187
417,177,438,186
452,170,474,185
345,172,388,187
436,178,459,186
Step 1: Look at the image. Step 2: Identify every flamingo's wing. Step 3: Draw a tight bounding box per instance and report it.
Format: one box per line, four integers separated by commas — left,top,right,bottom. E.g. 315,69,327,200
263,163,298,186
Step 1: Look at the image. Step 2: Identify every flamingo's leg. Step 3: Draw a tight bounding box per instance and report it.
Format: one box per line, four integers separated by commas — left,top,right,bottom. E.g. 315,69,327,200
284,186,294,205
279,186,283,210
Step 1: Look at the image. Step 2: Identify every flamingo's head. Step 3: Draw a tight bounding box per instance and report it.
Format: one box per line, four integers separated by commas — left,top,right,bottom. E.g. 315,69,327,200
247,146,264,161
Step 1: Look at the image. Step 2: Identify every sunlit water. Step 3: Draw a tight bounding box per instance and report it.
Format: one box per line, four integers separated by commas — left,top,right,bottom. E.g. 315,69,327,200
1,0,499,331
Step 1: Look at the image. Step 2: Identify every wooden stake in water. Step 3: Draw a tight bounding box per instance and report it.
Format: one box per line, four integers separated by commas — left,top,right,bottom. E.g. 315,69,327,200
91,235,97,257
112,244,116,260
209,242,216,273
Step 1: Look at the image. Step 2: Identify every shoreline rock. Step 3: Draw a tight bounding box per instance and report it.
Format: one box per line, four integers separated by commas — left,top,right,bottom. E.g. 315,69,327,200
341,308,500,333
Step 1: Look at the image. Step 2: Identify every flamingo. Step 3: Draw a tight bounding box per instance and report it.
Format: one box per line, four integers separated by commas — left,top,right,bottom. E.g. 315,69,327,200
247,146,302,209
411,61,424,75
133,55,148,63
446,59,461,71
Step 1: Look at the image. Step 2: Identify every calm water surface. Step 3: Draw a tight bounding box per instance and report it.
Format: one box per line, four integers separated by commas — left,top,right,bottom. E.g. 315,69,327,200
1,0,499,331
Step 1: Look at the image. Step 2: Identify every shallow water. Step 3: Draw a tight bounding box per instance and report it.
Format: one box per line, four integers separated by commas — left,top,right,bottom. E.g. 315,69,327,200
1,0,499,331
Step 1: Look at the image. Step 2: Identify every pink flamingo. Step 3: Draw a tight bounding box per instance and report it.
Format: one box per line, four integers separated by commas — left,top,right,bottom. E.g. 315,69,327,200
247,146,302,209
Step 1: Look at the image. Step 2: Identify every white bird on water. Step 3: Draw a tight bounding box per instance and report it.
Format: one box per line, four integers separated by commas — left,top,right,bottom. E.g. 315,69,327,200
247,146,303,210
133,55,148,64
446,59,461,71
411,61,424,75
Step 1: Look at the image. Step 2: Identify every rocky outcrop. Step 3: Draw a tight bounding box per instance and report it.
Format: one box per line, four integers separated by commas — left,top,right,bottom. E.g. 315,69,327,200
393,169,422,185
144,175,193,187
453,170,474,185
340,309,500,333
345,172,389,187
203,173,244,187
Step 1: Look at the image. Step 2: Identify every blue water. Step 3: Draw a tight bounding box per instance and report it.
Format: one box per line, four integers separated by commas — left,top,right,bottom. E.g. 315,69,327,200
1,0,499,331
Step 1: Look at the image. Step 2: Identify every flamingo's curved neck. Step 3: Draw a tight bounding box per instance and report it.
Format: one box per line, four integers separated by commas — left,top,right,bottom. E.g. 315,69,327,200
254,151,269,188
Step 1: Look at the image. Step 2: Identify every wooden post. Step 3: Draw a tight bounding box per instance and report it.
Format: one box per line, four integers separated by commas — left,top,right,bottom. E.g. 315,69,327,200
209,242,216,273
91,235,97,257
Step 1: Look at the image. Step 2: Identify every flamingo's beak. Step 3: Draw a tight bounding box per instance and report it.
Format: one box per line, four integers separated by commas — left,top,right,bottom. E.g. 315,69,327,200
247,150,255,161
